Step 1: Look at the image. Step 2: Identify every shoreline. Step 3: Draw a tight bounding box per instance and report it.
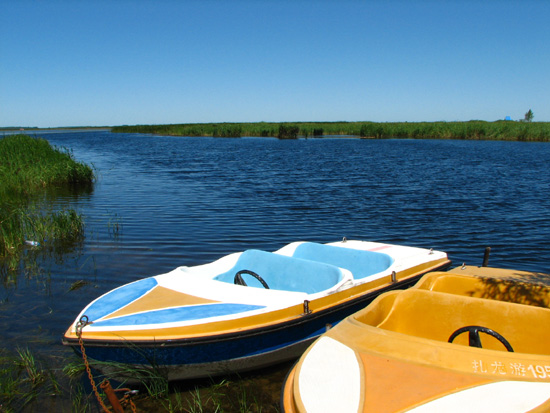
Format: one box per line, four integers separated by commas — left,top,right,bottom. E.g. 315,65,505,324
112,120,550,142
0,127,111,134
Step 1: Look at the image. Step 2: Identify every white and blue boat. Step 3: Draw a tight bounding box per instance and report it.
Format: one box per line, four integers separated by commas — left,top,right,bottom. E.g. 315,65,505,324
62,240,450,381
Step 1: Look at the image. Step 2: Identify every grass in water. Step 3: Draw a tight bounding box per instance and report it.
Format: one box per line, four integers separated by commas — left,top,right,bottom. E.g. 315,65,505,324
0,134,94,269
0,347,61,412
3,347,283,412
0,134,93,197
113,120,550,141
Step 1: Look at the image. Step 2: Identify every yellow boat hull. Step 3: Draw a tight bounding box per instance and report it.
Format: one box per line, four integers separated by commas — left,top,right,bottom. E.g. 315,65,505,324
283,266,550,412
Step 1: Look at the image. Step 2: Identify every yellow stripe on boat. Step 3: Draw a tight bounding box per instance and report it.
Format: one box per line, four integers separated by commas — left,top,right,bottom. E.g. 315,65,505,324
65,259,449,342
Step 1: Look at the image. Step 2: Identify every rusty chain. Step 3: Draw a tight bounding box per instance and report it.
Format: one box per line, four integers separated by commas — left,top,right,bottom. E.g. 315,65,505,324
76,315,137,413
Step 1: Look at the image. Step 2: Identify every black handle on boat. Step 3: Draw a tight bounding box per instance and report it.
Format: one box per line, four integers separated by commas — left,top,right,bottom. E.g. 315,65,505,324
448,325,514,352
234,270,270,289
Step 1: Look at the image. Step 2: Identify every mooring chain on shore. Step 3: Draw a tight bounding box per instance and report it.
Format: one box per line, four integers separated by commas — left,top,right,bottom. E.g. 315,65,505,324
76,315,137,413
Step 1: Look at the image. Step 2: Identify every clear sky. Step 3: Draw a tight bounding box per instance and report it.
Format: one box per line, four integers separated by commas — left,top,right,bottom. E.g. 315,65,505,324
1,0,549,128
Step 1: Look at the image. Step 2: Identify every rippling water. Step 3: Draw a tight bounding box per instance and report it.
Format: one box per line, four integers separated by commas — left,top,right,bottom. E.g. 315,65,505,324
2,130,550,407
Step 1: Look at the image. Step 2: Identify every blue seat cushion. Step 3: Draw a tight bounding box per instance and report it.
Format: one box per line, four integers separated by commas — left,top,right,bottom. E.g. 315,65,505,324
292,242,393,279
214,249,343,294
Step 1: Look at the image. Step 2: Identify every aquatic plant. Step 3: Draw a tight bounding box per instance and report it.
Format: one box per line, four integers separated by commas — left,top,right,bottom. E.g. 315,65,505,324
0,135,94,269
278,124,300,139
0,134,93,198
112,120,550,141
1,344,282,412
0,347,61,412
108,212,123,239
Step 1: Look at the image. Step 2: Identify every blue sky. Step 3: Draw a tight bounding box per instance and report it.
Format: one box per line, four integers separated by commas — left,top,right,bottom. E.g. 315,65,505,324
1,0,549,127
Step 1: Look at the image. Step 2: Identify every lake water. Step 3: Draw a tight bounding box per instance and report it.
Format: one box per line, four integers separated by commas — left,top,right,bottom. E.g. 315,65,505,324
2,130,550,408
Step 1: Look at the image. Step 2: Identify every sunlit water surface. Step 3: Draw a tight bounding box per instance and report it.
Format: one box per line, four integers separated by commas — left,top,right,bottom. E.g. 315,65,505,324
1,130,550,409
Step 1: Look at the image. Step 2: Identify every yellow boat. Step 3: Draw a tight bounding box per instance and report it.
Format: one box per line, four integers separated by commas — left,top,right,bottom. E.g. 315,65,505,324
282,265,550,413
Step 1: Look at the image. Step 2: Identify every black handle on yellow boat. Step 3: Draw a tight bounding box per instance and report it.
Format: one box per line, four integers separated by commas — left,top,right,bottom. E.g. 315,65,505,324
448,325,514,352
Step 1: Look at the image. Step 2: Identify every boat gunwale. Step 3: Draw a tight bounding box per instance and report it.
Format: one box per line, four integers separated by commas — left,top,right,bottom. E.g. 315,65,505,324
62,259,451,348
63,255,452,340
62,280,410,347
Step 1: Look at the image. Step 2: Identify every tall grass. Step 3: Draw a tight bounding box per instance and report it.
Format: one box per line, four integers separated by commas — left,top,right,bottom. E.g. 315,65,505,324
113,120,550,141
0,134,93,197
0,135,94,266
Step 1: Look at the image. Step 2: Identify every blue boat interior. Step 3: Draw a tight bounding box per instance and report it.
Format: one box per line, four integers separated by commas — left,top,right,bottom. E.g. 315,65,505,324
292,242,394,279
81,242,395,323
214,243,394,293
215,249,344,294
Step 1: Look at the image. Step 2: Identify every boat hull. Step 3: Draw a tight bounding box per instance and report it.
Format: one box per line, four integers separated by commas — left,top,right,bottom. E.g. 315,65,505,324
282,266,550,412
64,273,425,381
63,240,450,381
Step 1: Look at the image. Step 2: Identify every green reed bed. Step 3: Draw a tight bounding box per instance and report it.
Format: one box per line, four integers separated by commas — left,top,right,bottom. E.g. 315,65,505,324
113,121,356,138
0,135,94,266
113,120,550,141
0,134,93,196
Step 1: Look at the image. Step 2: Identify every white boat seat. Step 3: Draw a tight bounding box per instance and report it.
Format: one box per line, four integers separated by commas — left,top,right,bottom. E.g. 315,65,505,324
214,249,346,294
